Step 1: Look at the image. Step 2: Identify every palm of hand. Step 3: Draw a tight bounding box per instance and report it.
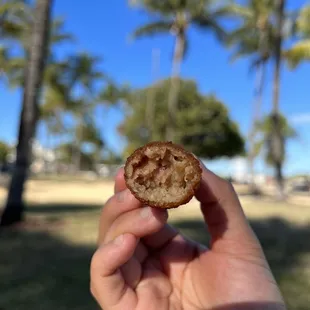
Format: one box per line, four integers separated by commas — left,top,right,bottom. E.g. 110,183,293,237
121,229,281,310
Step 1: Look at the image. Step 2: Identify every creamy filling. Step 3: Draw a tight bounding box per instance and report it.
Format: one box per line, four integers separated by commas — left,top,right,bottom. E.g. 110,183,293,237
127,147,197,204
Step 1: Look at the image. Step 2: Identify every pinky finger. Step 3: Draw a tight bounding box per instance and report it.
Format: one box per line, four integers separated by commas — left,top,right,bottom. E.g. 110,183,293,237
90,233,138,309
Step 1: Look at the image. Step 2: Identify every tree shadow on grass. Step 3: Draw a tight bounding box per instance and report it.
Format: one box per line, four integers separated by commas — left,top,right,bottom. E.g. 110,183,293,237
0,174,9,189
1,211,310,310
172,217,310,310
26,203,102,214
0,227,99,310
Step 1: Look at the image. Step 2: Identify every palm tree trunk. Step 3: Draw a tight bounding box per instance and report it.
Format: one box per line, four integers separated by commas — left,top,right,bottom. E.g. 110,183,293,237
145,48,160,141
275,161,284,196
72,114,82,173
272,0,285,200
165,33,184,142
73,143,81,173
248,63,266,191
44,122,51,174
1,0,53,226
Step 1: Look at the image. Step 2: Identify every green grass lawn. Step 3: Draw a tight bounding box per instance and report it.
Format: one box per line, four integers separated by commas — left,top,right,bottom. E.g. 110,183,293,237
1,180,310,309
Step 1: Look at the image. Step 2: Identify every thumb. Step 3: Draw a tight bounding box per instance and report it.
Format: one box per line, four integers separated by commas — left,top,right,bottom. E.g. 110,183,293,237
90,233,138,309
195,163,260,252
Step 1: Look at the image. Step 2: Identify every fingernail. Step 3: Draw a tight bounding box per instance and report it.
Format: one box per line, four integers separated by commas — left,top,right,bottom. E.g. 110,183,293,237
116,190,126,202
113,234,124,246
140,206,152,219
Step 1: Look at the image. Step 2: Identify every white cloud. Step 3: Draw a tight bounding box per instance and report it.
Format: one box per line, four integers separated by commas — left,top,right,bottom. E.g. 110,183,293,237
291,113,310,125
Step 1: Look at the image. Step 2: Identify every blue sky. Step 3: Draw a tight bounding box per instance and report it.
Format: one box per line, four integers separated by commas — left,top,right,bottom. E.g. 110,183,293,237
1,0,310,177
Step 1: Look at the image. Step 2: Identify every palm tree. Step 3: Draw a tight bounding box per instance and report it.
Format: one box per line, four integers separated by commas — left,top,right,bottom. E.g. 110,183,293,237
228,0,297,199
62,53,104,172
270,0,286,200
253,114,297,194
39,53,105,173
227,0,276,190
40,77,69,166
1,0,53,226
63,53,103,92
1,9,75,172
98,81,130,127
130,0,227,141
284,5,310,69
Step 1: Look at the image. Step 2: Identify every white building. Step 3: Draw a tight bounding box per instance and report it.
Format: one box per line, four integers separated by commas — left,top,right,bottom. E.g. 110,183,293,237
8,140,57,173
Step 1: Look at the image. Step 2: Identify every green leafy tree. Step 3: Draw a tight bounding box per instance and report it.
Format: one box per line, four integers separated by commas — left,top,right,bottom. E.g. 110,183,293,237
0,140,10,165
120,78,244,159
130,0,228,141
1,0,53,226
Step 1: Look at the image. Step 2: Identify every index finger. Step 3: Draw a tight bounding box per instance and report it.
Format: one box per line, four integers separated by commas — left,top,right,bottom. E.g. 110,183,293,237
98,167,137,244
114,167,126,194
98,189,142,245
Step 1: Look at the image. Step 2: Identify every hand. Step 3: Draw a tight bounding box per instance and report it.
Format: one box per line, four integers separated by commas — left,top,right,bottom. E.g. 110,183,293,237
90,164,286,310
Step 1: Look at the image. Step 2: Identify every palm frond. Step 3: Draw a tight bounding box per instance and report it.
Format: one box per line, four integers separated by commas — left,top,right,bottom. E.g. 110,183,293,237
132,20,173,39
50,17,75,44
297,5,310,38
0,0,32,40
227,25,257,47
252,139,264,158
0,20,23,38
229,38,259,63
98,83,130,104
193,14,226,41
0,0,28,16
133,0,181,15
182,35,189,59
284,40,310,69
214,3,252,19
